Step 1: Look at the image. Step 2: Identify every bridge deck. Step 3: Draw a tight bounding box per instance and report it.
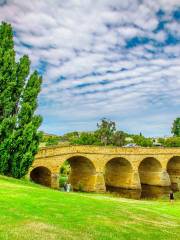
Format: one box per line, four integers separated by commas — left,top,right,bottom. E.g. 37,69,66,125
36,145,180,159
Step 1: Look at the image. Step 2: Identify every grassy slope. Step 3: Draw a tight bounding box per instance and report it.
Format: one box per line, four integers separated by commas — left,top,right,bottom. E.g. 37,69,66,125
0,176,180,240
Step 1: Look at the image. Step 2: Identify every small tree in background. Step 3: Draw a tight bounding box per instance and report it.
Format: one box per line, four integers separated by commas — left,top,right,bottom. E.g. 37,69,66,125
172,118,180,137
0,22,42,178
45,137,60,147
96,118,116,145
71,132,100,145
131,134,153,147
112,130,126,146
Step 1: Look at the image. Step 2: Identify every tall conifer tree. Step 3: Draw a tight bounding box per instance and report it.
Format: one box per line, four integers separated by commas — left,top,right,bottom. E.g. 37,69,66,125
0,22,42,177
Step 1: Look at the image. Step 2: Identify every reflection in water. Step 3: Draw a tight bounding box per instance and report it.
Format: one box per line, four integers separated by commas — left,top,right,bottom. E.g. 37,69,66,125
171,182,180,191
141,184,170,199
106,185,171,199
106,185,141,199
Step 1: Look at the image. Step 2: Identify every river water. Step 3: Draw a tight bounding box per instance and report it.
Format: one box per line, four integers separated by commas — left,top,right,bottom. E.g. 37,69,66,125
106,185,171,199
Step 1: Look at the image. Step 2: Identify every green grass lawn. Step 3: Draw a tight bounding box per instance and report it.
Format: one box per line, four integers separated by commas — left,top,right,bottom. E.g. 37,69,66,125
0,176,180,240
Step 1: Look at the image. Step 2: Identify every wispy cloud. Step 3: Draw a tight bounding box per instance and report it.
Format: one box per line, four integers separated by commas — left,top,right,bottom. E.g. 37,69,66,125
0,0,180,136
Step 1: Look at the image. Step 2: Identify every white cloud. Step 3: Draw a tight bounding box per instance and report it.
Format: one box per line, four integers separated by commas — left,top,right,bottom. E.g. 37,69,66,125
0,0,180,136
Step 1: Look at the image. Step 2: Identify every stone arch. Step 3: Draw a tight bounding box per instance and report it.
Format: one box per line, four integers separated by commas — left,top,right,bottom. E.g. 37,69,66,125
104,157,133,192
138,157,162,186
62,155,97,192
167,156,180,191
138,157,169,198
30,166,51,187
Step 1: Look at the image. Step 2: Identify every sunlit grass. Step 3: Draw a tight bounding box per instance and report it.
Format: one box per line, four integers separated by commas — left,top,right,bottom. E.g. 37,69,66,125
0,175,180,240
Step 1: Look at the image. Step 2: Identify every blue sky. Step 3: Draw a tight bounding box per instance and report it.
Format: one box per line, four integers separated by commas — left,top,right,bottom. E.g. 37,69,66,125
0,0,180,136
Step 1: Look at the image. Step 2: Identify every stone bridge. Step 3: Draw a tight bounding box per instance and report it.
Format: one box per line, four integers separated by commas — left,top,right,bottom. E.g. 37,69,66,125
29,145,180,197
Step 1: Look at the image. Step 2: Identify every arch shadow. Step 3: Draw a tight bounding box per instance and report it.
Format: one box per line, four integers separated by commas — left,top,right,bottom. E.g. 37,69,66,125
138,157,162,185
104,157,139,198
138,157,168,198
30,166,51,187
61,155,96,192
167,156,180,191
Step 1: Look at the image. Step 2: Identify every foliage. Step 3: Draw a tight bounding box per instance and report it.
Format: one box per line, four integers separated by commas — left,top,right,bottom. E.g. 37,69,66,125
59,161,71,187
60,161,71,175
172,117,180,137
61,119,148,147
129,134,153,147
158,137,180,147
45,136,61,146
41,117,180,148
112,130,126,146
61,131,79,142
70,132,100,145
96,118,116,145
41,132,62,143
68,119,126,147
59,175,68,188
0,22,42,178
41,132,62,146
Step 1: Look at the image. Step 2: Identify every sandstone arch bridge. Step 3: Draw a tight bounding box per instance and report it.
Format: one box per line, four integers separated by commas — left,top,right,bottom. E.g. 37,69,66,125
29,146,180,198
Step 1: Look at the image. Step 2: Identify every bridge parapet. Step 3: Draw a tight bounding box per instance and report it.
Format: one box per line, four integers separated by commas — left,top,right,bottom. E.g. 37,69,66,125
35,145,180,158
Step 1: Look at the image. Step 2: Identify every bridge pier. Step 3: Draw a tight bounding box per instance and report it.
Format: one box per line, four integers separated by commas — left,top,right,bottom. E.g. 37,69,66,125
95,172,106,192
131,170,141,190
51,173,59,189
159,170,171,187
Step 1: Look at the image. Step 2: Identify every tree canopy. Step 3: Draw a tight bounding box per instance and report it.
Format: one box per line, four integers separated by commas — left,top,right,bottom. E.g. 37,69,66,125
0,22,42,178
172,117,180,137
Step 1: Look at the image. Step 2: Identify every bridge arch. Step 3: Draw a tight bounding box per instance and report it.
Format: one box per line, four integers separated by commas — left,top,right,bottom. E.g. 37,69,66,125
104,157,133,192
61,155,97,192
30,166,51,187
138,157,162,186
167,156,180,191
138,157,168,198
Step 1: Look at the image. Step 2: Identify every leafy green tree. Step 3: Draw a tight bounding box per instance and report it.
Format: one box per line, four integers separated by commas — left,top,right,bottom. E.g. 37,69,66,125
41,132,62,146
112,131,126,146
59,161,71,188
130,134,153,147
166,137,180,147
172,118,180,137
96,118,116,145
158,137,180,147
64,120,126,147
45,136,61,146
157,138,165,146
60,161,71,175
62,131,79,142
0,22,42,178
0,22,26,173
71,132,100,145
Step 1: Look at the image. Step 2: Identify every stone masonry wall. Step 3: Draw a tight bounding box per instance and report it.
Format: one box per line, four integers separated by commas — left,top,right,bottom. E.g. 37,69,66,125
29,146,180,192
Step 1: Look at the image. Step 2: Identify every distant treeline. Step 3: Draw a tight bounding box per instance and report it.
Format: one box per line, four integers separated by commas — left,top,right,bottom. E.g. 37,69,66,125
41,117,180,147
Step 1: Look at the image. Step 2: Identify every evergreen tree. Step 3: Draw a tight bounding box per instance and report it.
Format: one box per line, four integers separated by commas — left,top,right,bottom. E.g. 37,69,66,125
172,117,180,137
0,22,42,177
